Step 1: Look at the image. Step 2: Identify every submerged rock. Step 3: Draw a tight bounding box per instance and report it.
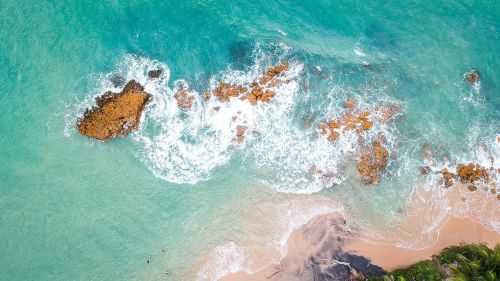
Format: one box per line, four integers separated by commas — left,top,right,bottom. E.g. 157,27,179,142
235,125,246,143
244,82,276,105
77,80,152,141
319,100,398,143
259,60,288,85
147,69,162,79
110,75,125,88
202,91,211,102
344,99,356,109
464,70,480,84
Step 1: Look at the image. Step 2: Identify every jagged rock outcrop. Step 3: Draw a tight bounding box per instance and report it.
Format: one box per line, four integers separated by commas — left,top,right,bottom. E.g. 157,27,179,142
456,163,489,184
357,140,389,184
77,80,152,140
211,61,289,105
319,100,398,142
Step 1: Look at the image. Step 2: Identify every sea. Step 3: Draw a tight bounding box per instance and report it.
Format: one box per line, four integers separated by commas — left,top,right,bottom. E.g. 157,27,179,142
0,1,499,280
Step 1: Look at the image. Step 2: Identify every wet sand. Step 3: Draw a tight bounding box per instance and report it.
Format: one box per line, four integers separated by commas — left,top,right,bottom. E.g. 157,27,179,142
219,184,500,280
345,215,500,271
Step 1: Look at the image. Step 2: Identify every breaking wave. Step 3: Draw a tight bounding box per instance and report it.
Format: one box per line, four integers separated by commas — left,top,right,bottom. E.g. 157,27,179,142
67,43,404,194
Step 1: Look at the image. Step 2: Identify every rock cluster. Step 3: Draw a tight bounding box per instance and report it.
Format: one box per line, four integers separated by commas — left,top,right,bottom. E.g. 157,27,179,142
174,89,195,110
319,100,398,142
211,61,289,105
77,80,152,140
258,61,288,85
439,163,492,192
440,168,455,187
357,140,389,184
212,83,246,103
456,163,489,184
244,82,276,105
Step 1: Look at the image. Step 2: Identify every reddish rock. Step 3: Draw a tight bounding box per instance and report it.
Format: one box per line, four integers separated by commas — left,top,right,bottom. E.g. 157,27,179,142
244,83,276,105
319,101,396,142
174,89,195,110
211,61,290,106
213,83,246,102
360,120,374,131
345,99,356,109
357,140,389,184
464,70,480,84
77,80,152,140
259,61,288,85
328,131,340,142
456,163,489,184
440,168,455,188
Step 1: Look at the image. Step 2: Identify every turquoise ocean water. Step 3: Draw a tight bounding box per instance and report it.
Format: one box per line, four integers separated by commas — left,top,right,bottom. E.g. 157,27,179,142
1,1,499,280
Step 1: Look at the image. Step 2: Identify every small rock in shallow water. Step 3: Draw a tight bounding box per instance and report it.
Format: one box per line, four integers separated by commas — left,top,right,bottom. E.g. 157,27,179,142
464,70,480,84
110,75,125,88
420,166,431,175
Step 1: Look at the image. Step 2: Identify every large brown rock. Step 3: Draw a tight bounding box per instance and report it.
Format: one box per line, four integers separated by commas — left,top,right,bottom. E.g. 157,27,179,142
456,163,489,183
77,80,152,140
357,140,389,184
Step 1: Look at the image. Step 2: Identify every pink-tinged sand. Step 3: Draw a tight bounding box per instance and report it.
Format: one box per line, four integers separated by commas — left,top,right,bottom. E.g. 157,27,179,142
345,216,500,271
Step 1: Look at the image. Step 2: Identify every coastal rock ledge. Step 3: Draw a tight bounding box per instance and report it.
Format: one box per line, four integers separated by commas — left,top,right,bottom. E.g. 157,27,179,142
77,80,152,140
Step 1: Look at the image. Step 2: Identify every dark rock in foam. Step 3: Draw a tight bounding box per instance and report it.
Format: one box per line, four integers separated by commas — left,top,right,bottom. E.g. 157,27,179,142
148,69,162,79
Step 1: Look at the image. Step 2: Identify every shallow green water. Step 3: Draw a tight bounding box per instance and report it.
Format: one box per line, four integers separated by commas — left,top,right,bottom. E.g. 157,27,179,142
1,1,499,280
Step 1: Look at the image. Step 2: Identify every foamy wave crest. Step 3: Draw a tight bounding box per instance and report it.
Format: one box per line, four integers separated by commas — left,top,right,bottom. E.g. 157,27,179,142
69,44,404,192
134,44,304,184
416,136,500,236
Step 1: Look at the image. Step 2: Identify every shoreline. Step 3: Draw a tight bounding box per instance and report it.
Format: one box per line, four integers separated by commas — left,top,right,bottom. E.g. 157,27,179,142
220,210,499,281
345,215,500,271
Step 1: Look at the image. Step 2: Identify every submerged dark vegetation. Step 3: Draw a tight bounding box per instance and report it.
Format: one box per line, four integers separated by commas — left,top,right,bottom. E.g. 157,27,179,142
367,244,500,281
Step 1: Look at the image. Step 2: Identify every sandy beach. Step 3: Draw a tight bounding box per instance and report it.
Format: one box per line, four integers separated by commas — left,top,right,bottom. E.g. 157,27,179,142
220,183,500,280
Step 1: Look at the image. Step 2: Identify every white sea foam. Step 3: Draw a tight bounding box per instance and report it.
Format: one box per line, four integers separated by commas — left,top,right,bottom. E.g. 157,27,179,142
68,44,404,193
196,241,250,281
414,136,500,240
